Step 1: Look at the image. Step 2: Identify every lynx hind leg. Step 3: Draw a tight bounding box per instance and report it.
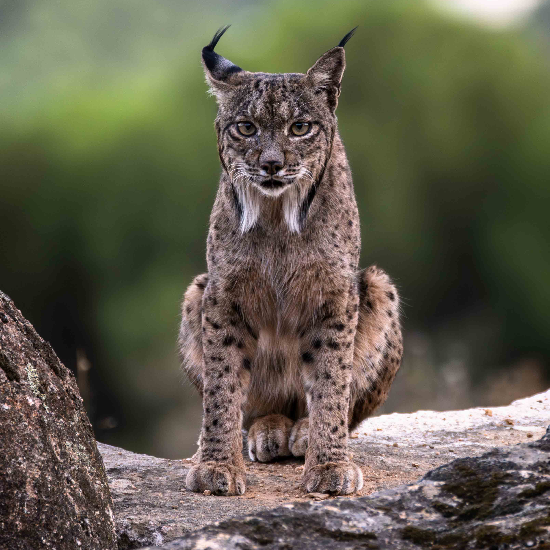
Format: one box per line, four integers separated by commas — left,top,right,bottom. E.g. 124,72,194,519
179,273,208,393
248,414,294,462
349,266,403,431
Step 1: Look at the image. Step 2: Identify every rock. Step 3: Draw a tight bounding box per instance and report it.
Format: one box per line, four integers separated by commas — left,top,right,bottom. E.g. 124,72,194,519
0,292,117,550
142,427,550,549
100,389,549,549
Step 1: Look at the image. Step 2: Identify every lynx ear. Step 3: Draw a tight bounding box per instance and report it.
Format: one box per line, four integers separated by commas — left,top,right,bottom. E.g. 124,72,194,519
202,26,243,99
306,28,357,111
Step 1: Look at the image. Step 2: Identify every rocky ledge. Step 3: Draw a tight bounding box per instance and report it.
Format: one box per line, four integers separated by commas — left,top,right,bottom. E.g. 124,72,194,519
143,427,550,549
100,390,549,549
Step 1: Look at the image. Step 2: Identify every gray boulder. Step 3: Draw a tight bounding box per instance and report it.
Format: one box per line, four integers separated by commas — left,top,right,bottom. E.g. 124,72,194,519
0,291,117,550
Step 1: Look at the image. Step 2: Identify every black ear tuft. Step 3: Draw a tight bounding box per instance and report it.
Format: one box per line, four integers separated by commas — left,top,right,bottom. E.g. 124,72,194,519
338,26,358,48
205,25,231,53
202,25,243,81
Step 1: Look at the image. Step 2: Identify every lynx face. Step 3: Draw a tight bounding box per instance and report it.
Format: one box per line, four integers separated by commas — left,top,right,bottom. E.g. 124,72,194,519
215,73,335,199
202,26,352,232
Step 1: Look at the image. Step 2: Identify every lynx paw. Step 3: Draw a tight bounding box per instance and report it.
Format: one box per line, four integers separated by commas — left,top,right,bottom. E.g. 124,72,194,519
289,417,309,457
186,462,246,496
248,414,293,462
303,461,363,495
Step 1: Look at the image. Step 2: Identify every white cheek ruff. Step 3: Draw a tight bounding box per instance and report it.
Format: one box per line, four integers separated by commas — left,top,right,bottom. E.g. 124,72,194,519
235,183,262,233
282,185,303,233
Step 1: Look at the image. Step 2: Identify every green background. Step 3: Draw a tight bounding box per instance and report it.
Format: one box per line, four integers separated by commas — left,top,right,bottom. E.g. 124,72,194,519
1,0,549,458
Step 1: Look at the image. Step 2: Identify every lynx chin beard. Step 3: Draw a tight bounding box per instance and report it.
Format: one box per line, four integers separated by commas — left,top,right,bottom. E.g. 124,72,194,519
232,170,315,234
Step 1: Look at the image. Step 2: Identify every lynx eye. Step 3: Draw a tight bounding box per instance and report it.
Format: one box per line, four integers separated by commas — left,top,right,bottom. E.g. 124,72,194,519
236,122,256,136
290,122,310,136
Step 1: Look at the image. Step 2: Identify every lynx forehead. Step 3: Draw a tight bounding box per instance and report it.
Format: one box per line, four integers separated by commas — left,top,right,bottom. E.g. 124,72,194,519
179,27,403,497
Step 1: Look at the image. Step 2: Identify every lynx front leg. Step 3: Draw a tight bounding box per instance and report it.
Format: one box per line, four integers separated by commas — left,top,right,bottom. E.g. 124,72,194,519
185,287,252,496
301,286,363,495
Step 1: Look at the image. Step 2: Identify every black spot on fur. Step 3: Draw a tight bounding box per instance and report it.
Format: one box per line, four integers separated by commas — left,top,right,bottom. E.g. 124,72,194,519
302,351,314,364
206,317,220,330
242,358,251,370
244,320,258,340
327,340,340,350
222,335,235,346
387,291,395,301
313,338,322,349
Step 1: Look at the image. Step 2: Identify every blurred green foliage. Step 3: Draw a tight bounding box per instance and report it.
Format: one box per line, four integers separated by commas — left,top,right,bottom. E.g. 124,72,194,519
1,0,548,457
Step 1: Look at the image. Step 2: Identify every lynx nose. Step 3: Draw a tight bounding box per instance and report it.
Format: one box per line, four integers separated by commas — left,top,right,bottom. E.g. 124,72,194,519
261,160,283,176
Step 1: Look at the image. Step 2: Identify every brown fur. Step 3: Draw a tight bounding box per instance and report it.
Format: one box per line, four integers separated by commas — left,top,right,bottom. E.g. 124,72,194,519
179,28,402,496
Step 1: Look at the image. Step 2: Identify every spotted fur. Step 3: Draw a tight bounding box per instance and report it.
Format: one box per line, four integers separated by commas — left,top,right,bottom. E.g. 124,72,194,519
179,27,402,496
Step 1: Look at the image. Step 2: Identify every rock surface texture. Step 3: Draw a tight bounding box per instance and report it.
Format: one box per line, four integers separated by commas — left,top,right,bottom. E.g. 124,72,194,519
100,389,549,549
0,292,117,550
143,427,550,549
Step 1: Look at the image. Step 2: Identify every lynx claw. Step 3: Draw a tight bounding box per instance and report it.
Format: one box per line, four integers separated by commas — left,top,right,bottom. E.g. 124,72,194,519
289,417,309,457
248,414,293,462
303,461,363,495
186,462,246,496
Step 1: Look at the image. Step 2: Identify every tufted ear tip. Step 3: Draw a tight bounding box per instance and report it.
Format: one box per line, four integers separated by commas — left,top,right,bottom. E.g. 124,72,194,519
202,25,243,85
337,27,358,49
306,30,355,112
204,25,232,52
